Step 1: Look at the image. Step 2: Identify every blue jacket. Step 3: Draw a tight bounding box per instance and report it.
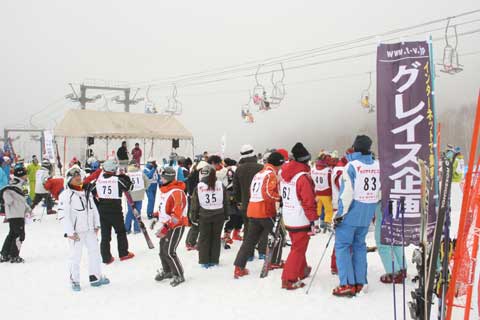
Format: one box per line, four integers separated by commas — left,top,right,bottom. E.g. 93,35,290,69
337,152,380,227
144,163,160,187
0,167,8,190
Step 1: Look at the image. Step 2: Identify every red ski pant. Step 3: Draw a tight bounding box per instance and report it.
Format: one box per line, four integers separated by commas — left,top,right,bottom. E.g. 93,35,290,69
282,231,310,282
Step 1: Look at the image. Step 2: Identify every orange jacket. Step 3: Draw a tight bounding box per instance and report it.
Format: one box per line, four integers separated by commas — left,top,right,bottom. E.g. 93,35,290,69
160,181,189,228
247,164,280,219
44,178,65,200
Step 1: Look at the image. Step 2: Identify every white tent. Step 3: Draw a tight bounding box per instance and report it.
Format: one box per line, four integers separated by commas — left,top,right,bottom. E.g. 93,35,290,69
54,109,193,140
53,109,194,165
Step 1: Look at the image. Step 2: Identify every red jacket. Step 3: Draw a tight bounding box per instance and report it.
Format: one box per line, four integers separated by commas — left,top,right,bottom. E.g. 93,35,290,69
44,178,65,200
247,164,280,219
280,161,317,228
159,181,189,229
83,169,101,185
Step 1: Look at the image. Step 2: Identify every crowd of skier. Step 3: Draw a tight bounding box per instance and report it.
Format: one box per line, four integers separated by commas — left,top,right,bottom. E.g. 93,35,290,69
1,135,446,296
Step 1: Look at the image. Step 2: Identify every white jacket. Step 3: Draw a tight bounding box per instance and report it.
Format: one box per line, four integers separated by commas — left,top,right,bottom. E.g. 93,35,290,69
34,168,50,194
59,188,100,236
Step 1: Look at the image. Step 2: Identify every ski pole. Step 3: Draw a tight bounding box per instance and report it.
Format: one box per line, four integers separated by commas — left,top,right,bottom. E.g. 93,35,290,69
398,198,406,320
305,230,335,295
388,200,397,320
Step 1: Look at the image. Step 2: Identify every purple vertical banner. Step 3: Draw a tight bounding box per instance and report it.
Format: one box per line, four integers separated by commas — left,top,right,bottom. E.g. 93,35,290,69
377,41,436,245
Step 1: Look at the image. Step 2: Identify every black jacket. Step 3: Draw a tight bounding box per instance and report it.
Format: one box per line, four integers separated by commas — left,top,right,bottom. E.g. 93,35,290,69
93,173,132,214
116,147,129,161
233,156,263,211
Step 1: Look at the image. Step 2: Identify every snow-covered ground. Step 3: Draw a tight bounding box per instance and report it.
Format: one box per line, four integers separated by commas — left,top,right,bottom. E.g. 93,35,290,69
0,186,468,320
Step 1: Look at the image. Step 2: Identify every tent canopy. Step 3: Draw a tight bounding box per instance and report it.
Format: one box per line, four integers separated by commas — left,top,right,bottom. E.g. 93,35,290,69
54,109,193,140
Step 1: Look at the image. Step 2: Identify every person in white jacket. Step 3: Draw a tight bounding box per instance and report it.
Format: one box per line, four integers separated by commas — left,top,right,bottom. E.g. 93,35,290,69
58,166,109,292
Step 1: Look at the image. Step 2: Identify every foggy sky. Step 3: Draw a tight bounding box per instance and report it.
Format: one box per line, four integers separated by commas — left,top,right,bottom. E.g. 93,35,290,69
1,0,479,159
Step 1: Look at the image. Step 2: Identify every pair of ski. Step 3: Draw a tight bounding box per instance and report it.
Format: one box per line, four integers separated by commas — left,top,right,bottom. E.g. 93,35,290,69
260,209,284,278
124,192,155,249
409,151,458,320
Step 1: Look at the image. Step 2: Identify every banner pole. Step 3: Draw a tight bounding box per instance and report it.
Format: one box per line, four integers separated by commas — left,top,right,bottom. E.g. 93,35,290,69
428,35,440,209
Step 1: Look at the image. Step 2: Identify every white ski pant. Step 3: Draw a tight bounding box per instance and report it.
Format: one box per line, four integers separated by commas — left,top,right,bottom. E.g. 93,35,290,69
68,231,102,283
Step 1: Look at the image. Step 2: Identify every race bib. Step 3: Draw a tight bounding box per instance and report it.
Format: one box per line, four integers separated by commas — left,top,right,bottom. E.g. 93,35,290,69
249,170,272,203
198,181,223,210
311,167,330,191
128,171,144,192
351,160,380,204
96,176,120,199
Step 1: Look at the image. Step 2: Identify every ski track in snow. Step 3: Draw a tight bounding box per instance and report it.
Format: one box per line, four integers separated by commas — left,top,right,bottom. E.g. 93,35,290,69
0,185,465,320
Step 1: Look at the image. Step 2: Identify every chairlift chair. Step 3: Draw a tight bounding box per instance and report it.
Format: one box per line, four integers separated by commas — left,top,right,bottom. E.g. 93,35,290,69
360,72,375,113
439,20,463,75
269,63,286,106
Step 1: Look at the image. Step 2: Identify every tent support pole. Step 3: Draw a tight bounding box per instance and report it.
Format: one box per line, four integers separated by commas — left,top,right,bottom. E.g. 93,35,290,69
143,138,146,165
191,138,195,159
106,137,109,159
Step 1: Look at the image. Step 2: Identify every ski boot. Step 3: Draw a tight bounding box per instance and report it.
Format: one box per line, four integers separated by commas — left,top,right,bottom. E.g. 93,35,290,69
332,285,356,297
282,280,305,290
47,209,57,215
258,253,266,260
10,256,24,263
170,275,185,287
208,263,218,268
0,254,10,263
222,231,233,245
90,275,110,287
186,244,197,251
232,229,243,241
268,261,285,271
247,256,254,262
234,266,249,279
71,282,81,292
120,252,135,261
354,284,364,294
104,257,115,265
155,270,173,282
200,264,210,269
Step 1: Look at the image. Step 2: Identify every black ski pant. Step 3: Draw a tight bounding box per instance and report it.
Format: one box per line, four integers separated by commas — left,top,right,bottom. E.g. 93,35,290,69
198,215,224,264
1,218,25,258
160,226,185,277
31,193,54,211
100,213,129,263
234,218,273,268
224,214,244,232
185,224,199,247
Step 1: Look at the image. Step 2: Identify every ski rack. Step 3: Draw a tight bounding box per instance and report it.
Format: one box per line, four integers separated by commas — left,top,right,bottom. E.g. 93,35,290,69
438,19,463,75
360,72,375,113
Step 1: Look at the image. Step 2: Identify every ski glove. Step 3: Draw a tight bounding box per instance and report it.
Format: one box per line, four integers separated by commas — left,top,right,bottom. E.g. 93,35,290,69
156,225,169,238
333,216,344,229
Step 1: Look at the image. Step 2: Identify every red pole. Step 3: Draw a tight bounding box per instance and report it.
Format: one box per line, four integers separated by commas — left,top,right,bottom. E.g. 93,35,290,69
446,91,480,320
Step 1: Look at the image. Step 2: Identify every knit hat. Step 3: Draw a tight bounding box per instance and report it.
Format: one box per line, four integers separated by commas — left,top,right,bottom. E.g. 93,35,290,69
353,135,373,154
161,167,176,182
276,148,289,161
240,144,255,159
267,152,286,167
291,143,311,163
103,159,118,173
224,158,237,167
199,165,214,180
13,165,27,178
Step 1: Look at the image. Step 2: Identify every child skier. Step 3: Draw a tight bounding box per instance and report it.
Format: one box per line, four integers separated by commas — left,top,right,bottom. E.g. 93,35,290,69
190,165,228,268
125,160,150,234
153,167,189,287
311,155,333,231
93,159,134,264
233,152,285,278
59,166,110,291
333,135,381,297
0,166,32,263
280,143,318,289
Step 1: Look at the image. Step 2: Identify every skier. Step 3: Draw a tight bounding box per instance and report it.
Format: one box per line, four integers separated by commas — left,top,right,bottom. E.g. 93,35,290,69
0,160,8,190
59,166,110,291
93,159,134,264
233,144,263,246
44,176,65,200
30,159,55,215
116,141,129,171
144,158,160,219
330,154,349,275
222,158,244,245
185,159,209,250
26,155,40,200
311,155,333,232
280,143,318,289
333,135,380,297
208,155,229,187
0,166,32,263
153,167,189,287
125,160,150,234
233,152,285,278
166,152,186,182
190,165,228,268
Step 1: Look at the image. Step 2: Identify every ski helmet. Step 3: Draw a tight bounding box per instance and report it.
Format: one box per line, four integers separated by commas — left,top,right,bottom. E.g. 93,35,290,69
103,159,118,173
